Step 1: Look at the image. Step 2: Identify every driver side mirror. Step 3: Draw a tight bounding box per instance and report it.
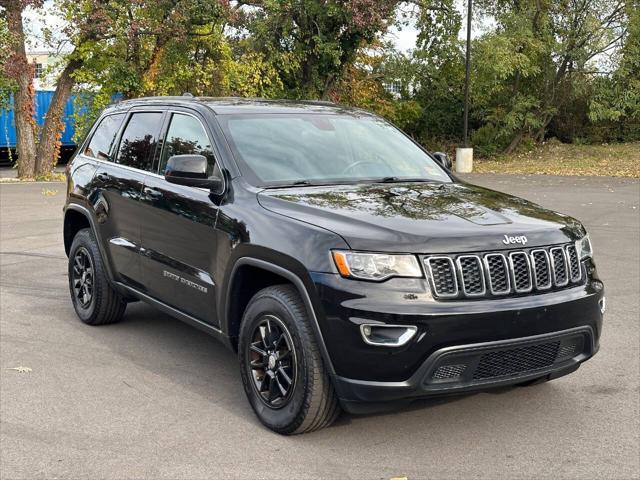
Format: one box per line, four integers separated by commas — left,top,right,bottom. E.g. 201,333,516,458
433,152,452,170
165,154,224,194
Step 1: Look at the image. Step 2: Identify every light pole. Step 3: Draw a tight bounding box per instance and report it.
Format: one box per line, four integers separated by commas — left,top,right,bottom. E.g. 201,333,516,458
463,0,472,147
456,0,474,173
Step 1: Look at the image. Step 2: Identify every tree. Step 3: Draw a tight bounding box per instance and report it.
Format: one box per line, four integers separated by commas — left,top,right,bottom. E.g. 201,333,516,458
237,0,401,99
588,0,639,137
1,0,113,177
470,0,628,153
1,0,41,178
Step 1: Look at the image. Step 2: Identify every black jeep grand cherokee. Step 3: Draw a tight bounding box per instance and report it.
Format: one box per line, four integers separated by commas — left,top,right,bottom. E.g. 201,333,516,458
64,97,604,434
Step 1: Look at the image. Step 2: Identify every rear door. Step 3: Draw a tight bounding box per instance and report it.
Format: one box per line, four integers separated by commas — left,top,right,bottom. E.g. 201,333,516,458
91,109,165,289
138,110,223,325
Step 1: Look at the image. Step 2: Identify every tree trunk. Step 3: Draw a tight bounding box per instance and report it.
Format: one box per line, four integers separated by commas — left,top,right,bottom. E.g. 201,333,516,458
534,115,553,143
504,131,524,154
35,58,82,176
3,0,38,178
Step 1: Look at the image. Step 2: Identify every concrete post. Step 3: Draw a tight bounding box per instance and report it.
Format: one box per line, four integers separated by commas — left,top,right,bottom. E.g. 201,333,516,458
455,147,473,173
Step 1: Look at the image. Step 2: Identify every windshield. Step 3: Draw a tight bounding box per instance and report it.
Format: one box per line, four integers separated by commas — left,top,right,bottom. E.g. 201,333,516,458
217,113,451,187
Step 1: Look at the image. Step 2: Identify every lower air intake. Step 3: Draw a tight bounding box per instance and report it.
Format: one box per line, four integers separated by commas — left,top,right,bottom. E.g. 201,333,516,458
432,364,467,380
473,341,561,379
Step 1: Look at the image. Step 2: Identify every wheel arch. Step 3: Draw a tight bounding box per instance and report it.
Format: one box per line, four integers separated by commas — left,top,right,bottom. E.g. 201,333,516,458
224,257,335,375
63,203,116,283
64,208,91,256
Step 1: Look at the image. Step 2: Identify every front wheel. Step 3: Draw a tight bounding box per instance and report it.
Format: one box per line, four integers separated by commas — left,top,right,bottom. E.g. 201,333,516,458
238,285,340,434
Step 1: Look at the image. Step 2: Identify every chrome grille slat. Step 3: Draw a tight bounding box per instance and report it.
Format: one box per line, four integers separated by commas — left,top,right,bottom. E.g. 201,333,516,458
456,255,486,296
530,249,552,290
425,256,458,298
483,253,511,295
424,243,583,300
550,247,569,287
508,251,533,293
565,245,581,282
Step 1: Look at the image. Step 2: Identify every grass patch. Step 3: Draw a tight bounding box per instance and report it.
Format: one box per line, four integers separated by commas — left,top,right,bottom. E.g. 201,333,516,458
473,141,640,177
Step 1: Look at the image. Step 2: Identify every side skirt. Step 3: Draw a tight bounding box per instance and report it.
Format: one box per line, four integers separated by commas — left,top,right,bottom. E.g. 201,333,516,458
116,282,234,350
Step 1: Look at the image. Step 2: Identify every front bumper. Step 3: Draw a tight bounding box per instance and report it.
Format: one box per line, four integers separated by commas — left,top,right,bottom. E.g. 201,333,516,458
310,267,604,411
332,326,596,413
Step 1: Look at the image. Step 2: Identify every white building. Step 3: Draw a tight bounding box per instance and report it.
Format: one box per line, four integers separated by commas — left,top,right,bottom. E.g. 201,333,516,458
26,50,59,90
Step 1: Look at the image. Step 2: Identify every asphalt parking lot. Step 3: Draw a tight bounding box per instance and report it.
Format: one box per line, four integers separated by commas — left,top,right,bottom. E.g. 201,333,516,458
1,174,639,479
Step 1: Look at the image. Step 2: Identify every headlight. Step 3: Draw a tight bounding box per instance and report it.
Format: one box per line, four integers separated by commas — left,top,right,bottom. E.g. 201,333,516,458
332,251,422,281
576,234,593,260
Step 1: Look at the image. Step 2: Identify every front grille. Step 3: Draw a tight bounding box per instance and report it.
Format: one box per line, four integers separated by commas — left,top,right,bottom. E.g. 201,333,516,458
473,341,561,379
425,243,584,300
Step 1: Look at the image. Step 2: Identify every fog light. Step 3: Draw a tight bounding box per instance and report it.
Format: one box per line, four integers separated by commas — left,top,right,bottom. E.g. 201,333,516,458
599,297,606,314
360,324,417,347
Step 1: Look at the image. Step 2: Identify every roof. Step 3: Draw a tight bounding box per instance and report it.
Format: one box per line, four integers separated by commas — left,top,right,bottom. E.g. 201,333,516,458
110,96,372,116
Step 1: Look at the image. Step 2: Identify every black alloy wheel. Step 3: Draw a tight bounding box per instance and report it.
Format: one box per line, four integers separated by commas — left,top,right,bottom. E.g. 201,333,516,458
71,247,94,308
247,315,297,409
238,285,340,434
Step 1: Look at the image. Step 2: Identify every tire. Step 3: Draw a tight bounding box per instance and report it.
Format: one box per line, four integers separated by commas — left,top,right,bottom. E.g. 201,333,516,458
68,228,126,325
238,284,340,434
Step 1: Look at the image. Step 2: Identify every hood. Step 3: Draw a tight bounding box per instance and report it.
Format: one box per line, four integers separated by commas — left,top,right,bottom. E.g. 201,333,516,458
257,182,585,253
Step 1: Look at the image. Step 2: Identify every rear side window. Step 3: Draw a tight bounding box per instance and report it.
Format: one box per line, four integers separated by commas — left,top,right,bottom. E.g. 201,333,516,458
115,112,163,171
159,113,218,176
84,114,125,161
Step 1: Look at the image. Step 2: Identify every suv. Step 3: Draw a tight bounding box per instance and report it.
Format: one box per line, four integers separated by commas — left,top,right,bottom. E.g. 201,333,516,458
63,97,604,434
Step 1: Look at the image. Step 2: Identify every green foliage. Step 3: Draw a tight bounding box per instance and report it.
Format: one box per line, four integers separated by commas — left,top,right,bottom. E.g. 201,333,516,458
588,0,639,128
0,15,16,111
7,0,636,159
240,0,399,98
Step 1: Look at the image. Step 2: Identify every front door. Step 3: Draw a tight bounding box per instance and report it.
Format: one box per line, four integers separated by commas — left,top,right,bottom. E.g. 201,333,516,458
91,110,164,290
139,112,223,325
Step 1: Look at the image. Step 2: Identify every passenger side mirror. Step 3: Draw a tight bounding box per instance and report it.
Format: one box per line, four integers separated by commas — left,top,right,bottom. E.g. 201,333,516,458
433,152,452,170
165,154,224,193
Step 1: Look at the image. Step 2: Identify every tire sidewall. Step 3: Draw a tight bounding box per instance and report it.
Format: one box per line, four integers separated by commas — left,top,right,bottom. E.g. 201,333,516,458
68,230,99,322
239,293,310,433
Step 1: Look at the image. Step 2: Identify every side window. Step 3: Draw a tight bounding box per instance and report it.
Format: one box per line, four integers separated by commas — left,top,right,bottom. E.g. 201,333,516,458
84,114,125,161
159,113,219,177
115,112,163,171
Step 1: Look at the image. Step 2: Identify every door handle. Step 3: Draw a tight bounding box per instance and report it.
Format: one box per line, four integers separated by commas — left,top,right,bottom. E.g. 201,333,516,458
95,172,109,182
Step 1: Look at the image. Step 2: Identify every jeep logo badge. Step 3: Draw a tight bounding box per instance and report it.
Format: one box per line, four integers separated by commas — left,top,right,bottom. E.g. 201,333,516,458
502,234,528,246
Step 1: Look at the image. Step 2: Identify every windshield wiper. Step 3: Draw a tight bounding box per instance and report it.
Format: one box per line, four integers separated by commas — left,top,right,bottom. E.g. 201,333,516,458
263,180,316,189
378,177,436,183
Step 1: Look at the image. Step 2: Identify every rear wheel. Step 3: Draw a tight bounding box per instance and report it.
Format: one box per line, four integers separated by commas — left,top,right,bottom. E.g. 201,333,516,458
68,228,126,325
238,285,340,434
